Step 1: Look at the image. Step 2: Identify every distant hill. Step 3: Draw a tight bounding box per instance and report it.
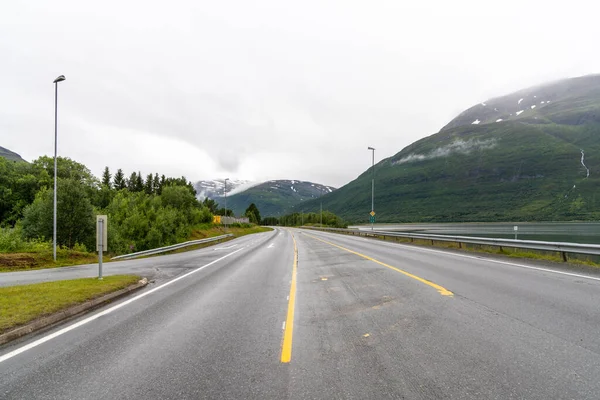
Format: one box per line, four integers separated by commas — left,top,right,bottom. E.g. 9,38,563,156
297,74,600,223
0,146,26,162
194,179,255,200
215,180,335,217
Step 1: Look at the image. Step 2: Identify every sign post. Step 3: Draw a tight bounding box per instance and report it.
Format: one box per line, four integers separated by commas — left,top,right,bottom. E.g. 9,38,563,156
370,211,376,225
514,225,518,240
96,215,108,280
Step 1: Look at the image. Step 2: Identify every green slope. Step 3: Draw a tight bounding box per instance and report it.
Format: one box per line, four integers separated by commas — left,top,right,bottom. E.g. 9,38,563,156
297,74,600,223
0,146,26,162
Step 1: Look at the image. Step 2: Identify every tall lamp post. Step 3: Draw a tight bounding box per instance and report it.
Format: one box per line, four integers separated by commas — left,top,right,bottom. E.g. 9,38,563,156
53,75,66,261
224,178,229,228
368,147,375,231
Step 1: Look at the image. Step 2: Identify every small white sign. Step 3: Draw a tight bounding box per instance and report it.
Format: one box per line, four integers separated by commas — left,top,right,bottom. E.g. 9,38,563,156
96,215,108,252
514,225,518,231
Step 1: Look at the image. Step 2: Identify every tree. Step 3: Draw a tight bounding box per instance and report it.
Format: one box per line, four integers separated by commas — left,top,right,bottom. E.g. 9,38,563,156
22,179,95,249
203,197,219,214
102,167,112,188
113,169,126,190
145,173,154,195
135,171,144,192
128,172,138,192
33,156,97,188
244,203,262,224
153,173,160,194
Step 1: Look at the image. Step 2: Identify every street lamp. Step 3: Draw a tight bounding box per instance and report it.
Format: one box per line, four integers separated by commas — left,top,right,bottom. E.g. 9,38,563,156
368,147,375,231
53,75,66,261
224,178,229,228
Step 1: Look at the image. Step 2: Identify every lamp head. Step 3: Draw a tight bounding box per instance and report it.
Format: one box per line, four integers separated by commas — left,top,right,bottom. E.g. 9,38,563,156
53,75,66,83
368,147,375,150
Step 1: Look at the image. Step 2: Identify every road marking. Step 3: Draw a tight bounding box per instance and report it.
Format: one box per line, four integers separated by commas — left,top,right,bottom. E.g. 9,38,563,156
317,231,600,283
268,243,275,249
0,248,245,364
213,244,238,251
282,321,286,330
281,231,298,363
304,233,453,297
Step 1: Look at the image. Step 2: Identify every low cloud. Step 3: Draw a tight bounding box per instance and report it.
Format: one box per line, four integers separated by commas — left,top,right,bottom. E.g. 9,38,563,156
393,138,497,165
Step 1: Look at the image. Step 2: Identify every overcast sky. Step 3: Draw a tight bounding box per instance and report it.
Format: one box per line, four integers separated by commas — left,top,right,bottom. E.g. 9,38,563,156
2,0,599,187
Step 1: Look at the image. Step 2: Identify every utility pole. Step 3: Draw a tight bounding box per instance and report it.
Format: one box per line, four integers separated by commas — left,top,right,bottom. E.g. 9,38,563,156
53,75,66,261
368,147,375,231
224,178,229,229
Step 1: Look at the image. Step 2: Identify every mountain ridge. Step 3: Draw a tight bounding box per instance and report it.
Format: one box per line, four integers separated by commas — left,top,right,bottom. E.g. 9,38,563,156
294,74,600,223
0,146,26,162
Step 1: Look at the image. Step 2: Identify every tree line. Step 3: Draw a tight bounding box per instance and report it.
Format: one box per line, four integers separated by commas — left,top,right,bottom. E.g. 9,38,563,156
0,156,213,254
262,211,346,228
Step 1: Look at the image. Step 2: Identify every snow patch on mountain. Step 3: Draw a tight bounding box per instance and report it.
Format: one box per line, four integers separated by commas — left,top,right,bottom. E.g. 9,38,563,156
472,119,481,125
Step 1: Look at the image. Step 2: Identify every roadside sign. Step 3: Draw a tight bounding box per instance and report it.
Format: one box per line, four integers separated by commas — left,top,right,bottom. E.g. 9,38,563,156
514,226,518,231
370,216,375,223
370,211,375,217
96,215,108,252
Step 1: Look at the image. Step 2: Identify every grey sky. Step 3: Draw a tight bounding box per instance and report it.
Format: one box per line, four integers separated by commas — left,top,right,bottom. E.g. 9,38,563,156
1,0,599,187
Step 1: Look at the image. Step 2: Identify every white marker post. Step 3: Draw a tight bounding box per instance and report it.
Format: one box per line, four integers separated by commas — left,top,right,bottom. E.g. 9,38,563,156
96,215,108,280
514,225,518,240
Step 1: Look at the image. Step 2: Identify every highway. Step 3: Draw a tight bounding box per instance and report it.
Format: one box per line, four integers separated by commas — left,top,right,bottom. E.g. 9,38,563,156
2,227,600,399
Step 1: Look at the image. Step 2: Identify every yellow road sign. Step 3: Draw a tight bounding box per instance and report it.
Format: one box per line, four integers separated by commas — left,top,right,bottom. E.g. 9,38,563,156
370,211,375,216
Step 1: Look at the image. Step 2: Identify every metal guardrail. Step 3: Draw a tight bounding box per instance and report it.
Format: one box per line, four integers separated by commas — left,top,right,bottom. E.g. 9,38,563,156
111,234,234,260
303,227,600,259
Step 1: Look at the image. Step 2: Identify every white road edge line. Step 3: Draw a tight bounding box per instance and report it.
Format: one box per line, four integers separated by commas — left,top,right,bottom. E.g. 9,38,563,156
282,321,286,330
309,231,600,283
0,247,245,364
213,244,238,251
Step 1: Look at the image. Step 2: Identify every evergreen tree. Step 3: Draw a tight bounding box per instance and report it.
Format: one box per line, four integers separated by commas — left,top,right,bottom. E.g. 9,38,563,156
244,203,262,224
153,173,160,193
102,166,112,188
144,173,154,194
136,171,144,192
113,169,126,190
127,172,138,192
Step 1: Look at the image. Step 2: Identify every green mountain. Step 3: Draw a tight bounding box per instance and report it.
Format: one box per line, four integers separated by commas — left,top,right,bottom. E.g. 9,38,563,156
216,180,335,217
0,146,26,162
297,74,600,223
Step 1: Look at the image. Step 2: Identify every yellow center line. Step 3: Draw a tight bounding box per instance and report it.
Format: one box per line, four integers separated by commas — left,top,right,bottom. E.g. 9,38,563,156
303,232,453,297
281,230,298,363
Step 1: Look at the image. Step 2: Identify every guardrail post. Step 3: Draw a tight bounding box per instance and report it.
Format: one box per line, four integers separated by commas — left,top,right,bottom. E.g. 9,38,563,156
562,252,568,262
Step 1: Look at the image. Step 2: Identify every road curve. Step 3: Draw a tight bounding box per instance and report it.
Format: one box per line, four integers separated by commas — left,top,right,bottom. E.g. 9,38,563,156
1,227,600,399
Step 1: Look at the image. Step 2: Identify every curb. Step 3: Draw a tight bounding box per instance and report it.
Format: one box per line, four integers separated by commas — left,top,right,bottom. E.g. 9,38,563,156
0,278,149,346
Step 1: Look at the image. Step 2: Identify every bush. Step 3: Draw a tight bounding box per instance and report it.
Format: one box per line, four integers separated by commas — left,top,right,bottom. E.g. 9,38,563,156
0,224,51,253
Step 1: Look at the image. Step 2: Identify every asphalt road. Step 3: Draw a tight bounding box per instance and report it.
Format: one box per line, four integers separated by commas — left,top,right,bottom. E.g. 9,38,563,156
2,227,600,399
0,233,267,287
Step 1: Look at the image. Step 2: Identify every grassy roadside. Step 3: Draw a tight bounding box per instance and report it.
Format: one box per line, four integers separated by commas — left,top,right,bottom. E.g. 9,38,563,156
0,224,273,272
0,275,141,334
189,224,272,240
0,250,98,273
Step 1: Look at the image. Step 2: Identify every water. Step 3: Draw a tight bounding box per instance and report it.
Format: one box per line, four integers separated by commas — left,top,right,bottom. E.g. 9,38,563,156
351,222,600,244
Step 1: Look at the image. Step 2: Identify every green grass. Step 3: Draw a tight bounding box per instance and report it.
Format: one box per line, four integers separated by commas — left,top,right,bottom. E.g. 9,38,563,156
189,224,272,240
0,275,140,334
0,249,99,273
